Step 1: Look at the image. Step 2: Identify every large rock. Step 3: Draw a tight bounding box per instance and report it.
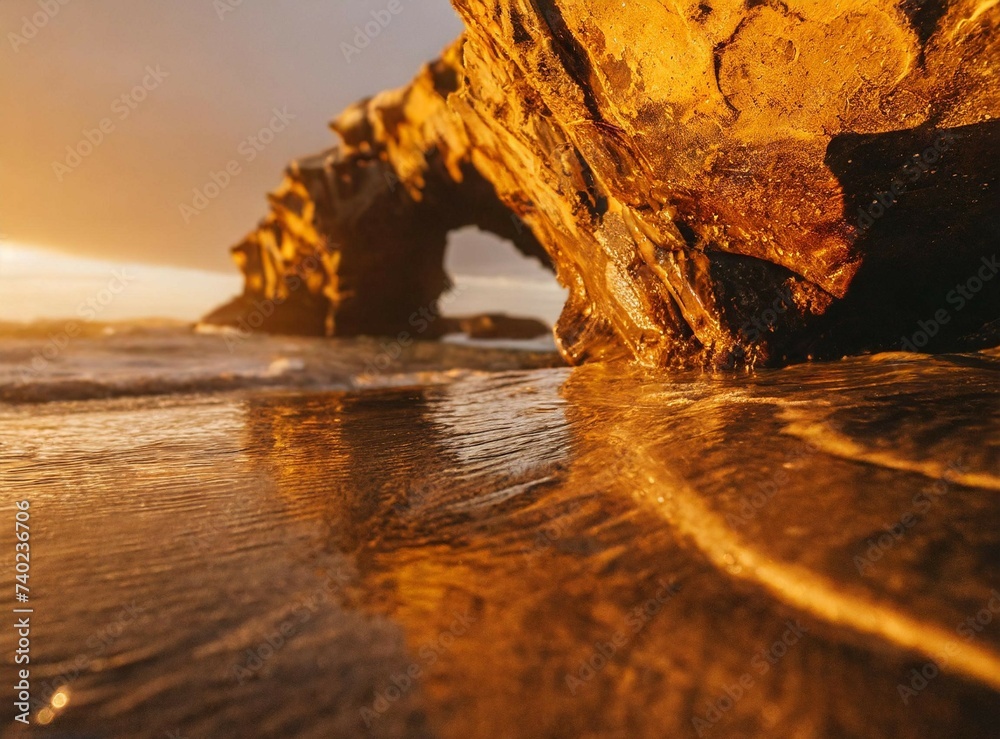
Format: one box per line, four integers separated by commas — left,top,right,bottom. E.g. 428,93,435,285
205,0,1000,368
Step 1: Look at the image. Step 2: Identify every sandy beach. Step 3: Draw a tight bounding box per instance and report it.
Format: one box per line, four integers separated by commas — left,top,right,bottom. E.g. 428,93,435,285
2,328,998,737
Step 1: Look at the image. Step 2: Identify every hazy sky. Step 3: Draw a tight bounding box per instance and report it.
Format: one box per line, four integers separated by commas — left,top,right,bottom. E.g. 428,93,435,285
0,0,466,272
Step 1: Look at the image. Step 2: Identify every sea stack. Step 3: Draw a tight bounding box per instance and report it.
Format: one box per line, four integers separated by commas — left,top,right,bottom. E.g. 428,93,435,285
205,0,1000,368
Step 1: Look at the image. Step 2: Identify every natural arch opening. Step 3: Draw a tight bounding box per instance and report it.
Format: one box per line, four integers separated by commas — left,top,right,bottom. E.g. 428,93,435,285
440,226,567,345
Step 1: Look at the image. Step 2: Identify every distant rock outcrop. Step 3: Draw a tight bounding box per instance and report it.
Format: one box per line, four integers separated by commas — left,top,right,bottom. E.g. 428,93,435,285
205,0,1000,368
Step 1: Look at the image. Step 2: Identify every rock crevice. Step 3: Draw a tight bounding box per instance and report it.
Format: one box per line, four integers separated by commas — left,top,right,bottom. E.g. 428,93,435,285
206,0,1000,368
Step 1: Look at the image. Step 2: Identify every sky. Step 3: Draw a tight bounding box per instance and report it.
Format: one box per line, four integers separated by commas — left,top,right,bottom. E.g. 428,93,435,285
0,0,563,323
0,240,565,324
0,0,464,272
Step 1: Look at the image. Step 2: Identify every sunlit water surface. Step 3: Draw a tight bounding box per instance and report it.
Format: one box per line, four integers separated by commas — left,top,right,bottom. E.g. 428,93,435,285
1,327,998,738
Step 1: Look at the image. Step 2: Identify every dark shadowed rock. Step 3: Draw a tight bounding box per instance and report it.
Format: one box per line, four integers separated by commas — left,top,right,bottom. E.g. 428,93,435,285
452,314,550,340
205,0,1000,368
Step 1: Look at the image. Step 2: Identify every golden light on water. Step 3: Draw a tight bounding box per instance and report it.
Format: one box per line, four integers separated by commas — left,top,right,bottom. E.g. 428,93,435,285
36,688,71,725
52,689,70,709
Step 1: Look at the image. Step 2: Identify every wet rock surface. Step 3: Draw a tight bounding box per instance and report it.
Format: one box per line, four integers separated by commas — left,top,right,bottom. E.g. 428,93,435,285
207,0,1000,368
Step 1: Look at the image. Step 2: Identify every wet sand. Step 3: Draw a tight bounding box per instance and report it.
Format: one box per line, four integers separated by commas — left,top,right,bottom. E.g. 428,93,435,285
1,330,999,737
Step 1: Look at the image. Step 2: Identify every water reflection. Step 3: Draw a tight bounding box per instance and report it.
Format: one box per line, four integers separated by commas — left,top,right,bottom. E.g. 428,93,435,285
233,352,1000,737
1,350,997,737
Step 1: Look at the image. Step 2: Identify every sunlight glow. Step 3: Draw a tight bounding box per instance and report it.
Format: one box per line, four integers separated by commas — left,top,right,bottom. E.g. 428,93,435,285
51,689,69,709
0,242,241,323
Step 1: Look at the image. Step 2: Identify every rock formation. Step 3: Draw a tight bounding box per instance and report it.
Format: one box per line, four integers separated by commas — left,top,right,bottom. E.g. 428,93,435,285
205,0,1000,368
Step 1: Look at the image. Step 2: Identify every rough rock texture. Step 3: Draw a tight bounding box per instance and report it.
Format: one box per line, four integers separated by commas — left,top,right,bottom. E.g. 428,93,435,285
204,44,551,341
207,0,1000,368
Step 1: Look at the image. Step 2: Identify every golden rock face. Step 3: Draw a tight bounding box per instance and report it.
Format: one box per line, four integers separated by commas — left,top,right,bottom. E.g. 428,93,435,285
207,0,1000,368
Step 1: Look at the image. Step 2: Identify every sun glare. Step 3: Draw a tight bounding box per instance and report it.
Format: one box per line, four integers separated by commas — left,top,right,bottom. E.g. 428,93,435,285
0,242,241,324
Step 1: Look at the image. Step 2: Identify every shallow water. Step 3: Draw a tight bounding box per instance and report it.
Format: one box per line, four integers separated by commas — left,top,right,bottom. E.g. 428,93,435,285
1,328,999,738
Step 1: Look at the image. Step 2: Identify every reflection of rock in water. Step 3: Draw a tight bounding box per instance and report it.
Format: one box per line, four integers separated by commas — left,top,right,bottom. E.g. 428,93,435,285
7,336,997,737
557,355,1000,737
243,370,570,541
237,351,1000,738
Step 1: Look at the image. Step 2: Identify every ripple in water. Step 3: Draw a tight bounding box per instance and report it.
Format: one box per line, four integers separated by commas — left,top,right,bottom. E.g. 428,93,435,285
1,329,998,737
